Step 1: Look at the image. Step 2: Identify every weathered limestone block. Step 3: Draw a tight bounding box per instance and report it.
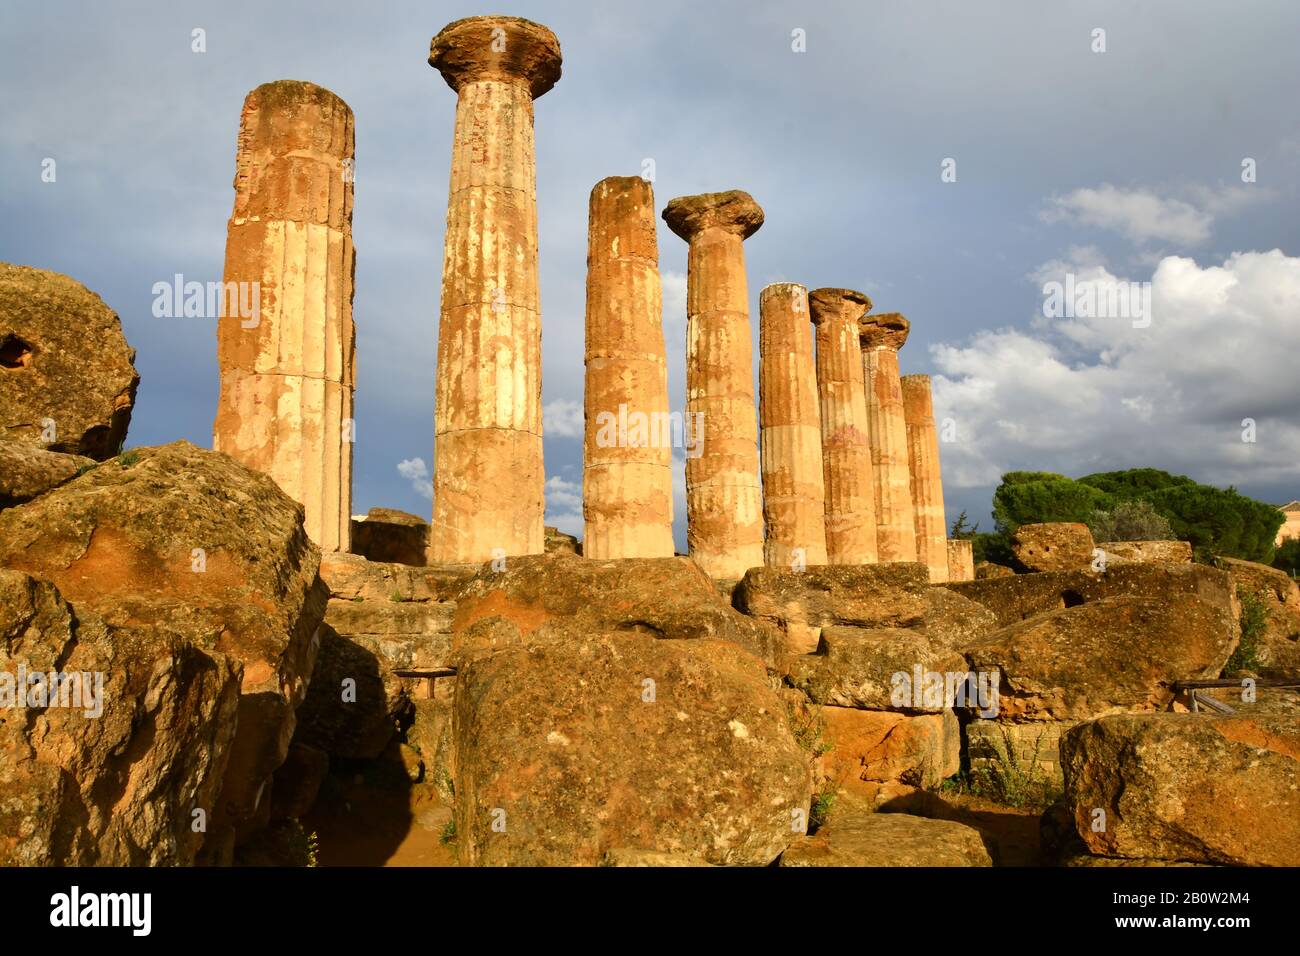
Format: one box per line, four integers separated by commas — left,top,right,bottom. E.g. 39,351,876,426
788,626,967,711
965,594,1237,721
921,585,999,654
946,538,974,582
583,176,674,559
860,313,916,563
900,375,947,582
733,563,928,657
944,563,1236,630
351,507,429,566
1216,556,1300,677
1095,539,1192,566
967,718,1074,786
427,17,561,564
452,633,811,866
817,706,961,790
0,263,139,460
0,570,241,866
663,191,765,580
0,439,92,508
0,441,326,859
975,561,1014,579
1010,522,1096,572
214,80,356,552
781,811,991,867
544,524,581,555
758,282,827,569
452,553,779,666
1061,713,1300,866
811,288,876,564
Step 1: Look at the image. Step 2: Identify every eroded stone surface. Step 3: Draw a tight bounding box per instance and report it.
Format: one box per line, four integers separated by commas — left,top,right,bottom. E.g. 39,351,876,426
0,263,139,461
0,439,92,508
900,374,948,582
860,313,916,564
1010,522,1096,572
781,811,991,867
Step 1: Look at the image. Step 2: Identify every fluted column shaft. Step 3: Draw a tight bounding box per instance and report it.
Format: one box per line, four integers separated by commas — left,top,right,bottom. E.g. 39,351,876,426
427,17,561,563
214,80,356,552
901,374,948,582
583,176,674,558
811,289,876,564
861,313,918,563
759,283,827,568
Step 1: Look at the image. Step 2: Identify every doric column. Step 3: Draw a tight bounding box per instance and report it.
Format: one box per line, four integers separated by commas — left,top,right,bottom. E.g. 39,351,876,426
860,312,918,563
427,16,561,563
947,538,974,582
901,374,949,582
214,80,356,552
583,176,674,558
810,288,877,565
662,191,765,580
758,282,827,568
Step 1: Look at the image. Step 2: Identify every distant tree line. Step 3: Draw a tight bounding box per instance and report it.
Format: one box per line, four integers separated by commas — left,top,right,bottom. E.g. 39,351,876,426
951,468,1285,566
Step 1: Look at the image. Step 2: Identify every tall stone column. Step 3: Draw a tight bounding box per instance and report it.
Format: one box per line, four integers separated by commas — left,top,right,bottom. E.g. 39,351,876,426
860,312,918,563
810,288,877,565
583,176,674,558
214,80,356,552
427,16,561,563
947,539,974,582
758,282,827,569
901,374,949,582
662,191,764,580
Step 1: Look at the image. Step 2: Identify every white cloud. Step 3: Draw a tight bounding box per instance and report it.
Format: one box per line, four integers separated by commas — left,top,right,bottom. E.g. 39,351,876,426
661,270,687,329
931,249,1300,491
1042,184,1211,245
543,398,583,439
544,474,584,537
397,457,433,500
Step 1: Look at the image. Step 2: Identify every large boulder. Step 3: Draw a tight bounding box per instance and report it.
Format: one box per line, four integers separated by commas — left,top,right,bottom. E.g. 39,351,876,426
452,632,811,866
1010,522,1096,572
0,569,241,865
788,626,967,711
922,586,999,654
964,594,1237,721
1216,556,1300,677
0,439,93,508
944,563,1236,629
452,553,780,667
733,563,928,657
817,705,961,791
0,263,139,460
350,507,429,567
780,811,992,867
1095,540,1192,566
0,441,327,859
1060,712,1300,866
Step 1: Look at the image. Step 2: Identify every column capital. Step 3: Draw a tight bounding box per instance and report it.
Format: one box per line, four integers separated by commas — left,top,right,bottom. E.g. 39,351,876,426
860,311,910,350
429,16,562,99
808,287,872,326
662,190,764,241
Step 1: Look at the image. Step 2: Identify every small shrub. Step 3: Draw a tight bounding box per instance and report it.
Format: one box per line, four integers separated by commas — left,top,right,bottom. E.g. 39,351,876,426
118,450,141,469
808,785,836,833
439,818,457,846
1225,588,1267,674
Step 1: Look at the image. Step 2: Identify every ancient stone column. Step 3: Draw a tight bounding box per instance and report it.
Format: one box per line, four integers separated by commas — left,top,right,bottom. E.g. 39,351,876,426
947,538,974,582
860,312,918,563
583,176,674,558
758,282,827,569
662,191,765,580
901,374,949,582
427,16,561,563
810,288,877,565
214,80,356,552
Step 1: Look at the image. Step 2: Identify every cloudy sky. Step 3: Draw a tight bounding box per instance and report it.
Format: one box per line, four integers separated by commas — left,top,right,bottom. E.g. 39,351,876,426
3,0,1298,547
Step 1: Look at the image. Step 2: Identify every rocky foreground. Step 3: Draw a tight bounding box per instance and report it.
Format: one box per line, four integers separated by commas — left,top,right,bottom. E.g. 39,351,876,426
2,438,1297,866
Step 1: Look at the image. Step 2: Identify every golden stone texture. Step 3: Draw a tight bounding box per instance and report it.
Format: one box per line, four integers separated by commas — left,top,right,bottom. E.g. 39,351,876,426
583,176,674,558
758,283,827,568
214,80,356,552
427,16,561,563
810,288,877,565
900,374,949,582
860,312,918,563
663,190,765,580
